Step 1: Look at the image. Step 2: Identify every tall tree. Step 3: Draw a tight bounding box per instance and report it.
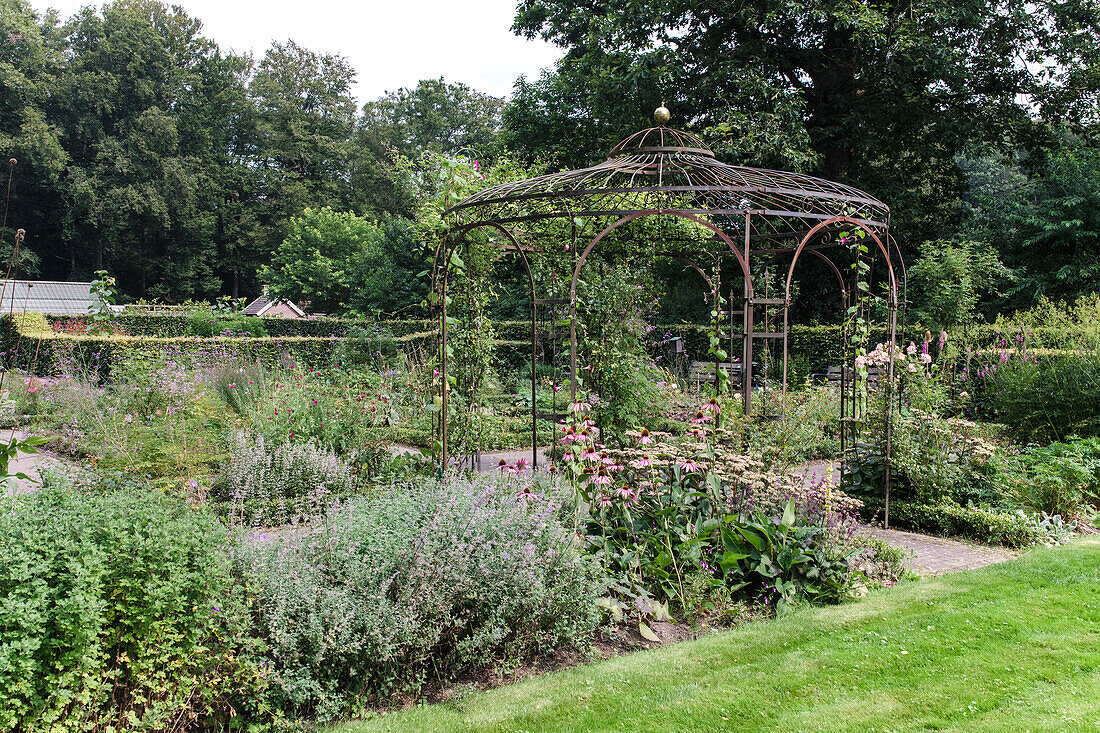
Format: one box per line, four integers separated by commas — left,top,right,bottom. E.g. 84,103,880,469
248,39,357,267
0,0,66,277
361,77,505,161
49,0,224,299
353,78,506,220
508,0,1100,243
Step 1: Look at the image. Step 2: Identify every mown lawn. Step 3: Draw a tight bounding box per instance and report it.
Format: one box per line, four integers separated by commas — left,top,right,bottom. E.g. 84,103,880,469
330,537,1100,733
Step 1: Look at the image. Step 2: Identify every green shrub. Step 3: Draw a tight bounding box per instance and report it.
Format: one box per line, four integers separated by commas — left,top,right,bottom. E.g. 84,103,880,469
185,313,268,338
990,436,1100,519
0,480,263,731
973,350,1100,441
213,429,360,526
890,500,1039,548
232,477,601,721
889,411,1005,507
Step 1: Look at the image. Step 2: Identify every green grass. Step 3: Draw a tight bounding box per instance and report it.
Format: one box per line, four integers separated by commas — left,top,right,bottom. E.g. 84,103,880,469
329,538,1100,732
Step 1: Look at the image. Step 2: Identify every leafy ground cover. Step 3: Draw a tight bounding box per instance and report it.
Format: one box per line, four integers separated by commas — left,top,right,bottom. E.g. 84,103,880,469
330,537,1100,733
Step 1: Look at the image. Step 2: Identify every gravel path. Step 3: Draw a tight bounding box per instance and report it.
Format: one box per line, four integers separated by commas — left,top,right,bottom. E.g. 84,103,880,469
389,444,552,472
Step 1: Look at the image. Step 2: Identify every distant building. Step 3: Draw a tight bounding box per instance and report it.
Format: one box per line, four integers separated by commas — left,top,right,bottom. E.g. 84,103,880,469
243,293,307,318
0,280,108,315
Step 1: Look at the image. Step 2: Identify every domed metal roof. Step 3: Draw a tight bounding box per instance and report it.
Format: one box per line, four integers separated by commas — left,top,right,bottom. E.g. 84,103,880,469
445,121,890,237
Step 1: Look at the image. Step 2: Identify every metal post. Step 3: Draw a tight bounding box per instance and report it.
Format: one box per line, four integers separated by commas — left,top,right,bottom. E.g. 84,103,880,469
742,211,753,417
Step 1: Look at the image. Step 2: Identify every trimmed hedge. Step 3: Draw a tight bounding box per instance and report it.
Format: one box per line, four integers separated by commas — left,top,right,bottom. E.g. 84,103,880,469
0,333,437,380
13,312,1066,385
651,323,923,379
890,500,1039,548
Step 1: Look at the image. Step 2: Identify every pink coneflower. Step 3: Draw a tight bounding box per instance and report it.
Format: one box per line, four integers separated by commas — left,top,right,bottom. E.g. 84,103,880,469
638,428,653,445
597,495,614,508
594,469,612,485
560,427,577,444
631,455,653,468
687,427,705,439
677,458,700,473
702,396,720,415
570,400,589,414
516,487,538,502
497,458,509,472
599,451,615,466
582,446,600,463
514,457,530,473
691,410,711,424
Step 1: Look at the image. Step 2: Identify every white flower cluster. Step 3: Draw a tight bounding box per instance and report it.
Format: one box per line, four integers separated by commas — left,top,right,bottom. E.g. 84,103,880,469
854,342,932,373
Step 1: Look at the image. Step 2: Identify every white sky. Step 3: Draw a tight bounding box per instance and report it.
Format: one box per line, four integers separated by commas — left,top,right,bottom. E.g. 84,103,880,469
30,0,563,105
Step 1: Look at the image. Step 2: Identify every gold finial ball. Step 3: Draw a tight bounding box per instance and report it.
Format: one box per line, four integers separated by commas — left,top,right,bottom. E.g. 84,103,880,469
654,105,670,125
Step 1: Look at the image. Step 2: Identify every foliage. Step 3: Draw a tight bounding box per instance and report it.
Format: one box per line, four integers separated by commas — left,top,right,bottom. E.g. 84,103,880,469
576,262,663,435
329,537,1100,733
744,388,841,471
508,0,1100,243
990,436,1100,520
717,500,855,615
963,138,1100,308
0,479,263,731
33,363,226,485
86,269,118,334
889,500,1039,548
261,206,389,315
908,240,1013,330
361,77,505,161
559,404,873,618
889,411,1003,509
185,312,268,338
232,477,601,721
971,348,1100,442
213,428,360,526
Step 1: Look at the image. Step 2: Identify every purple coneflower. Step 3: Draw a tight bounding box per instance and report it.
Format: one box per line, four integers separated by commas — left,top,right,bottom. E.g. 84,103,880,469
678,458,700,473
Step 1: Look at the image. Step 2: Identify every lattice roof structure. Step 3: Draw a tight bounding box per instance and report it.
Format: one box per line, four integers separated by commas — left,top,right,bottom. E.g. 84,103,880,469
445,125,890,237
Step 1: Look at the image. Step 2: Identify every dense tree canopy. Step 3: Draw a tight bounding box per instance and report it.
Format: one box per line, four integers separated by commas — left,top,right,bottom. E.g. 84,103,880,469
508,0,1100,242
362,78,505,161
0,0,1095,316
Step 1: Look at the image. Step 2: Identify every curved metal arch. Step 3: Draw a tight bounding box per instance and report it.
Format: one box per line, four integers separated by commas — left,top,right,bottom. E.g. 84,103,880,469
781,216,898,394
779,216,899,526
566,210,754,406
433,221,540,470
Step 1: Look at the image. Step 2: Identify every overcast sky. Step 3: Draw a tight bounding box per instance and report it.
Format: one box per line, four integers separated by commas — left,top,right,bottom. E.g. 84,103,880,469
30,0,563,105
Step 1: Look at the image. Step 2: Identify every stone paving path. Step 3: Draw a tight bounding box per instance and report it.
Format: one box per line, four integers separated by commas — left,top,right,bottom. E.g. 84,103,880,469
861,525,1018,577
790,459,1019,576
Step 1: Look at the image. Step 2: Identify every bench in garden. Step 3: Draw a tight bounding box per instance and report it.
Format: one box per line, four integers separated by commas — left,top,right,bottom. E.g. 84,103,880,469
811,365,882,386
688,360,743,389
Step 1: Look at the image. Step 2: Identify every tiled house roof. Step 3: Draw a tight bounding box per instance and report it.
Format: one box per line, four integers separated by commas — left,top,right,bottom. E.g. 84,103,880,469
242,294,306,317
